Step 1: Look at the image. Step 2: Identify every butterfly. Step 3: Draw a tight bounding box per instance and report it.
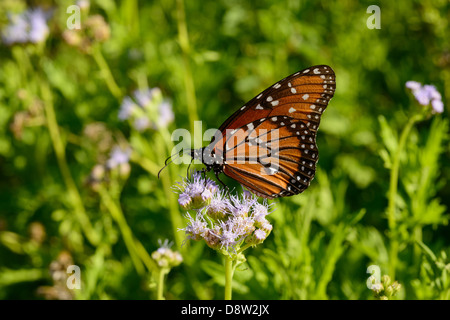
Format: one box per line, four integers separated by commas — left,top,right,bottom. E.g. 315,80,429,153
162,65,335,199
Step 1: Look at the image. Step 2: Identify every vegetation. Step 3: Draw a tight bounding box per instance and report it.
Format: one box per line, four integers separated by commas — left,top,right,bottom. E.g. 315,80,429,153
0,0,448,300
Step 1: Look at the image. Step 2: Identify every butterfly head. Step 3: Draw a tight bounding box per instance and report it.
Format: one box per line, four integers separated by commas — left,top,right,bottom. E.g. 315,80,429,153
190,147,204,162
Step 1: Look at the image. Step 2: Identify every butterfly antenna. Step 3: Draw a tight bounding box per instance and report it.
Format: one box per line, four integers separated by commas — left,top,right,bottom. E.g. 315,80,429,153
186,157,194,178
158,151,182,179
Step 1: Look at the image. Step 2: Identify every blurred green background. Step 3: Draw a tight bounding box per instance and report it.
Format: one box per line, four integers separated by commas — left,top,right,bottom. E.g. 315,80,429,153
0,0,449,300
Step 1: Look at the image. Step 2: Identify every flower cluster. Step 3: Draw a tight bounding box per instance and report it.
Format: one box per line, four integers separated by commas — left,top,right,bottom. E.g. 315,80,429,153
118,87,174,131
106,146,132,170
37,251,75,300
86,145,132,191
406,81,444,113
175,171,273,254
369,275,402,300
63,14,110,53
151,239,183,269
2,8,50,45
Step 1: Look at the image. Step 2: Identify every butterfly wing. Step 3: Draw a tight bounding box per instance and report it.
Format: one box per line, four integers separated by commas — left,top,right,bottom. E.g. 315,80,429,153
209,65,336,199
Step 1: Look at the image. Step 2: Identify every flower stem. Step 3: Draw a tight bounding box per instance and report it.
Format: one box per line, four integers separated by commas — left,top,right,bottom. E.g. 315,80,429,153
157,268,169,300
176,0,200,140
387,113,422,278
91,45,122,99
224,255,234,300
98,186,146,275
40,81,99,246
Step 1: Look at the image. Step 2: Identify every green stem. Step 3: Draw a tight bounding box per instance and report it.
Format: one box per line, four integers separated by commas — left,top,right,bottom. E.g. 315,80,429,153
157,268,169,300
176,0,200,140
98,187,145,275
387,113,422,278
40,81,99,246
91,46,122,99
224,255,234,300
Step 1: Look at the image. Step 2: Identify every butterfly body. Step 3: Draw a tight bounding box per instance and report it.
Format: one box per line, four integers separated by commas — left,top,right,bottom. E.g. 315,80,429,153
190,65,336,199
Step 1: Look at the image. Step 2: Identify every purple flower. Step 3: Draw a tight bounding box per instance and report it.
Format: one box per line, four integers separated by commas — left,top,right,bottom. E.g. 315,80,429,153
2,13,28,44
174,171,218,210
432,99,444,113
151,239,183,268
178,193,192,209
118,87,174,130
406,81,444,113
157,101,175,128
133,117,151,132
28,8,50,43
118,97,138,121
405,81,421,91
2,8,50,45
228,194,257,217
253,229,267,243
106,146,132,169
218,219,242,251
181,212,208,241
206,190,230,219
177,172,274,253
133,88,159,108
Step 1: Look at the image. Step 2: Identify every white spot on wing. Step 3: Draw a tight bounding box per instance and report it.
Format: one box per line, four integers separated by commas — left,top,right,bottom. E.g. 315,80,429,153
302,94,309,100
289,107,296,113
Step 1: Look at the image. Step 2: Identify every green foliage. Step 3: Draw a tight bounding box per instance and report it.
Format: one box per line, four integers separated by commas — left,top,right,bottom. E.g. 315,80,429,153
0,0,449,300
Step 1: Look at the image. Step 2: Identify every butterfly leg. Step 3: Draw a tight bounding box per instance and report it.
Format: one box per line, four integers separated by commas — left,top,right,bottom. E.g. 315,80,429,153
214,171,228,191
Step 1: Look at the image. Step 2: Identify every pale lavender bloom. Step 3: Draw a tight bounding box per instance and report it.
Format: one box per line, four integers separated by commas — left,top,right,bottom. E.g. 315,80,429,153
432,99,444,113
406,81,444,113
206,190,230,219
133,88,159,108
178,172,274,253
118,97,138,120
228,194,255,217
254,229,267,241
178,193,191,208
157,101,175,128
106,146,132,169
234,216,256,236
174,171,218,210
413,89,430,106
181,212,208,241
133,117,151,132
119,87,174,129
405,81,421,91
2,12,29,44
252,202,270,218
28,8,49,43
218,219,242,251
2,8,50,45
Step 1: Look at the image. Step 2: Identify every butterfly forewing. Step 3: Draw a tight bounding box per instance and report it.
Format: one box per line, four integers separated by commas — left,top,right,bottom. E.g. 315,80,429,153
207,65,335,199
